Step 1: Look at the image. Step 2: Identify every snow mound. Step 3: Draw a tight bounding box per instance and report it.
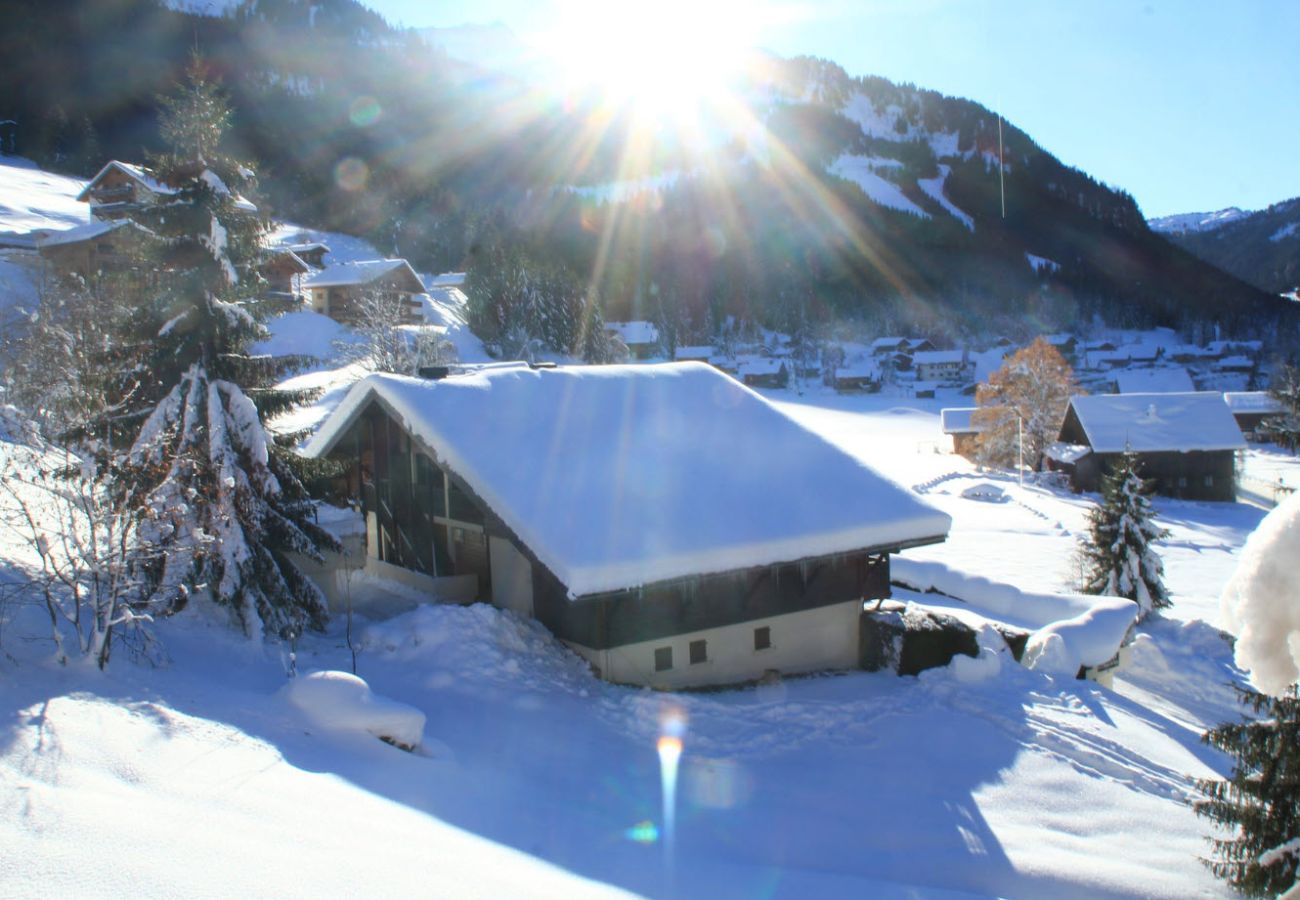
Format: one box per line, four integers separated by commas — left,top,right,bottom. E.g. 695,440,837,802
1022,604,1136,675
254,309,361,361
1220,491,1300,694
893,557,1138,672
283,670,425,749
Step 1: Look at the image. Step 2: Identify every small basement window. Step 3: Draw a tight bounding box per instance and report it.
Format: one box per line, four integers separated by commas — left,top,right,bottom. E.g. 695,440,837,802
754,626,772,651
689,640,707,665
654,647,673,671
1204,475,1214,487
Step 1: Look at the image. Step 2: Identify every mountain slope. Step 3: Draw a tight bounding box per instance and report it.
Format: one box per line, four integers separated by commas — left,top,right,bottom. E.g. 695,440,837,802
0,2,1292,342
1149,207,1252,234
1157,197,1300,295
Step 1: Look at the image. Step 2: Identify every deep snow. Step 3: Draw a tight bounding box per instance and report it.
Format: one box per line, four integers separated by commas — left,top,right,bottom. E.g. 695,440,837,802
0,154,1291,898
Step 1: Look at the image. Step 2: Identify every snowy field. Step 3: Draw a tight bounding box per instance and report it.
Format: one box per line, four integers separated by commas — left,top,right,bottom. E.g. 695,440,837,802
3,377,1291,898
1,155,1294,897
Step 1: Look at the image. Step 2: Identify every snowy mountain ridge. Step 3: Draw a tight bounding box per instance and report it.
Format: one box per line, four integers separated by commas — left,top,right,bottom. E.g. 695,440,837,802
1149,206,1252,234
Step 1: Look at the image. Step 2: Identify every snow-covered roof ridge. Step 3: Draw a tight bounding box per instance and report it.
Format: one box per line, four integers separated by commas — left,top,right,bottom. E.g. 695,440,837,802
34,218,149,248
302,258,422,289
1223,391,1285,414
1114,367,1195,394
75,160,177,202
1067,392,1246,454
912,349,966,365
305,363,951,597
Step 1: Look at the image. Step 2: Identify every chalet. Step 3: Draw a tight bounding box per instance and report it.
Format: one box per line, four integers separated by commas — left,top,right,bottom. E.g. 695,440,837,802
832,362,881,393
870,337,908,356
258,248,311,299
738,358,789,389
77,160,256,222
905,338,936,353
304,362,951,689
276,241,330,269
1168,344,1216,364
940,407,986,459
674,345,713,364
1114,367,1195,394
606,321,661,359
1043,334,1077,356
912,381,938,399
303,259,427,324
35,219,155,278
1223,392,1286,437
1083,340,1117,353
912,350,975,385
1048,392,1245,501
1125,344,1162,365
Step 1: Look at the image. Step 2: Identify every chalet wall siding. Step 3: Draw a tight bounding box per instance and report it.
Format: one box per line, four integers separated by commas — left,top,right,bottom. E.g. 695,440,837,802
565,599,864,689
530,552,890,650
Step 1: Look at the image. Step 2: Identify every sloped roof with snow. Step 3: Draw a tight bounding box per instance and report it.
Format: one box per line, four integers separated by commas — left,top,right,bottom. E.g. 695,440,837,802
303,259,424,291
674,345,713,360
35,218,147,248
1114,367,1195,394
305,363,951,597
913,350,967,366
1223,392,1285,414
738,358,786,377
427,271,466,288
940,408,984,434
76,161,177,202
1065,392,1245,454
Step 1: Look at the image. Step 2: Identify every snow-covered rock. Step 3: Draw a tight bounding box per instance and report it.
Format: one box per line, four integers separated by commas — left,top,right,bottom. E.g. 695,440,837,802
283,670,426,749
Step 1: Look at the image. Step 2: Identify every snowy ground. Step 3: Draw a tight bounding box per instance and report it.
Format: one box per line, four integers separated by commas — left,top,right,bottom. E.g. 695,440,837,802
3,378,1288,898
0,156,1291,897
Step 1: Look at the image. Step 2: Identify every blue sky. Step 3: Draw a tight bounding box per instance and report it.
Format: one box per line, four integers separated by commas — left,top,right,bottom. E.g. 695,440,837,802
369,0,1299,218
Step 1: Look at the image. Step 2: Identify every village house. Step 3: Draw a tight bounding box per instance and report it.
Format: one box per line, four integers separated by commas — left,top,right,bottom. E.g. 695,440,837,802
303,259,427,324
940,407,986,460
258,247,311,299
276,241,330,269
870,337,909,356
1114,367,1195,394
832,361,882,393
304,362,951,690
738,357,789,389
77,159,257,222
673,345,713,364
1046,392,1245,501
912,349,975,385
1223,391,1286,438
606,320,660,359
35,218,155,280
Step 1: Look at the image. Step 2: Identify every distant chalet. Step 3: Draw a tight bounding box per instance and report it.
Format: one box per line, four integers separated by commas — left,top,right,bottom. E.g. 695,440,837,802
1047,392,1246,501
306,362,950,689
303,259,426,324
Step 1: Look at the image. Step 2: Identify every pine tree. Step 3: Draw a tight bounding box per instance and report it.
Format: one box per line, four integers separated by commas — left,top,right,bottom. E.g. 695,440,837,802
122,56,338,639
1196,686,1300,896
1080,450,1170,617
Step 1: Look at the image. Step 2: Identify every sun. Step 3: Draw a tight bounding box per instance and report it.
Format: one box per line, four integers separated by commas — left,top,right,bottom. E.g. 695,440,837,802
538,0,762,125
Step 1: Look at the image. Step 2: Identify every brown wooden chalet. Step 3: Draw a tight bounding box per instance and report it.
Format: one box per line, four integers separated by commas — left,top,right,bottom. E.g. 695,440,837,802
258,248,311,299
304,363,951,689
303,259,426,324
35,219,155,280
1047,392,1245,501
940,407,986,460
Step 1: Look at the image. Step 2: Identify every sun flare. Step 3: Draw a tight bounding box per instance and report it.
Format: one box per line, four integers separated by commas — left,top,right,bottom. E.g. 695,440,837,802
539,0,761,124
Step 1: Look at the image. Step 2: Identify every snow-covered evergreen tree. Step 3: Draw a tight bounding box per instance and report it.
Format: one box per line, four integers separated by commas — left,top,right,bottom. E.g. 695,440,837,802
1079,450,1170,618
1196,687,1300,896
123,56,338,637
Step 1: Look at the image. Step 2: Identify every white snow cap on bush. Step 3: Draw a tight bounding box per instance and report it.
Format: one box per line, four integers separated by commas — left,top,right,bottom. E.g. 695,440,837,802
283,671,425,749
1221,491,1300,695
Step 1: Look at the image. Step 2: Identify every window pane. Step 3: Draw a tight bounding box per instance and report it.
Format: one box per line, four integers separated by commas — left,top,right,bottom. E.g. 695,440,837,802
754,626,771,650
689,639,707,665
654,647,673,671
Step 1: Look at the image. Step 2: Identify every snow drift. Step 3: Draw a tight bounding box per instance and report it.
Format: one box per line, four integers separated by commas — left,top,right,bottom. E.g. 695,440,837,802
283,670,426,749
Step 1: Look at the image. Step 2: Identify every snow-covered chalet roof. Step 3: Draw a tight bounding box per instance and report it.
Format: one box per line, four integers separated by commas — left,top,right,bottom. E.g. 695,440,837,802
35,218,149,248
738,358,786,377
912,350,967,366
304,362,951,597
76,160,176,202
1114,367,1195,394
940,408,985,434
1065,392,1245,454
303,259,424,292
1223,392,1285,415
427,271,466,289
606,320,660,346
674,345,713,361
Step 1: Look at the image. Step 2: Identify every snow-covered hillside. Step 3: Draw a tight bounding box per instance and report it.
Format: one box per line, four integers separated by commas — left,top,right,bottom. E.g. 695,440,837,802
1149,207,1251,234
